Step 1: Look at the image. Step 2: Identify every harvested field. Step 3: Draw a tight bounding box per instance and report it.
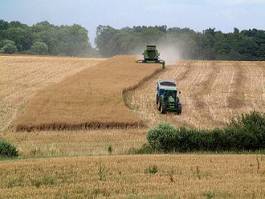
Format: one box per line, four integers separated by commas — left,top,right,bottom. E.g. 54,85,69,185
0,129,146,158
0,155,264,198
15,56,161,131
0,55,103,131
129,61,265,129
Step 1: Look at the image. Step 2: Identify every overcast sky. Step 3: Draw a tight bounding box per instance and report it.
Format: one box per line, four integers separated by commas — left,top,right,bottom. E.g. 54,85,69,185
1,0,265,45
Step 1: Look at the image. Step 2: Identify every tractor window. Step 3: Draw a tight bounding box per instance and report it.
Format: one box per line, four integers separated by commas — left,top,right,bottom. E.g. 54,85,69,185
160,82,176,87
165,90,176,98
147,50,157,58
159,89,165,95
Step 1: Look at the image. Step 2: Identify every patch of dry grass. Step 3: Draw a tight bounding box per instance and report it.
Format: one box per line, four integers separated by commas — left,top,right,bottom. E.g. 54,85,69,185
0,55,104,131
0,129,146,158
15,56,161,131
0,155,265,198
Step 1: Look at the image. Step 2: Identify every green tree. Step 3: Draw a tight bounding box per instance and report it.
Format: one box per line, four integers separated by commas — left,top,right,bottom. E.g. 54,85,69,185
31,21,58,54
31,41,48,55
1,40,17,54
4,27,32,51
95,25,118,57
0,20,9,41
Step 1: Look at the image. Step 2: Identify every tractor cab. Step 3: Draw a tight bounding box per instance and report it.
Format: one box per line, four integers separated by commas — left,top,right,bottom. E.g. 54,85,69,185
156,80,182,114
136,45,165,69
143,45,160,61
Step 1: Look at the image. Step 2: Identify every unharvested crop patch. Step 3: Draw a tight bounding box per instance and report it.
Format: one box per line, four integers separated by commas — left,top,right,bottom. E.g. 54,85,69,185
0,55,103,131
15,56,161,131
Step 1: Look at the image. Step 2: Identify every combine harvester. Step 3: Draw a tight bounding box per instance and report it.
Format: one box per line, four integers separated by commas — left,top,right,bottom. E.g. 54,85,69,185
137,45,166,69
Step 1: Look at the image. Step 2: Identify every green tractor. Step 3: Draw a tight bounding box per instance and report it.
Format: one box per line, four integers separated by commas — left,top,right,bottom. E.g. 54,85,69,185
137,45,165,69
156,80,182,114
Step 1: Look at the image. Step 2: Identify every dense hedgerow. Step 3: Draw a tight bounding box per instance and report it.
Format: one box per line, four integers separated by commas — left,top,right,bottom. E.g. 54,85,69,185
0,139,19,158
147,112,265,152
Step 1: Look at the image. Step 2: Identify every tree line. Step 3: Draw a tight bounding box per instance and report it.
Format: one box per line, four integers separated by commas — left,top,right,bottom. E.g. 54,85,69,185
0,20,92,56
1,19,265,60
96,25,265,60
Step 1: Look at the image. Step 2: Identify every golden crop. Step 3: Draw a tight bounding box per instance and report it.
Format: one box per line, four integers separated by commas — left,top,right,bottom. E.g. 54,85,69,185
15,56,161,131
0,55,103,131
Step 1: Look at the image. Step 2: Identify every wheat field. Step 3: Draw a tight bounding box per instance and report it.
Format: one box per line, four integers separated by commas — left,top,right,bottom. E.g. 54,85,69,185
0,55,104,131
15,56,161,131
1,56,265,198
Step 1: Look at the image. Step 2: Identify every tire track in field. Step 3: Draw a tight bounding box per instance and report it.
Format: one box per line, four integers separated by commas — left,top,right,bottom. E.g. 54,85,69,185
191,62,225,127
253,62,265,109
244,62,265,112
227,62,245,109
175,62,192,82
259,62,265,108
192,63,218,111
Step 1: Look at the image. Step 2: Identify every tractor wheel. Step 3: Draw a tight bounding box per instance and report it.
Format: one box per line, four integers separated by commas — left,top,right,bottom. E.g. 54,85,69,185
159,102,166,114
176,107,182,115
157,100,161,110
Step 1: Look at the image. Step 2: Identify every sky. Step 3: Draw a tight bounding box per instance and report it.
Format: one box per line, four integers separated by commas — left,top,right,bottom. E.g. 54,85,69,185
1,0,265,45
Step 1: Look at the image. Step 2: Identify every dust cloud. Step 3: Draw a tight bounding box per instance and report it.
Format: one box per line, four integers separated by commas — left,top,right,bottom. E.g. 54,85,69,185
157,44,181,65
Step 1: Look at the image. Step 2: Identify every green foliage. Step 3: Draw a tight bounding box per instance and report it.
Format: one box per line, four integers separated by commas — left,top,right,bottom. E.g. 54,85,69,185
2,43,17,54
0,19,92,56
203,191,215,199
144,165,158,175
96,25,265,60
147,112,265,152
128,143,154,154
1,39,17,54
0,139,18,158
147,123,177,152
1,19,265,59
30,41,48,55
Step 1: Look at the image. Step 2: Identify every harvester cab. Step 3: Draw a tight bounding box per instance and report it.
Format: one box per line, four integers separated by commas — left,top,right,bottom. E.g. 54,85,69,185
137,45,166,69
156,80,182,114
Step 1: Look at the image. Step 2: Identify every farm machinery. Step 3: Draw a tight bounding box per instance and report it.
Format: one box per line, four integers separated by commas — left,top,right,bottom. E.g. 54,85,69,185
137,45,166,69
156,80,182,114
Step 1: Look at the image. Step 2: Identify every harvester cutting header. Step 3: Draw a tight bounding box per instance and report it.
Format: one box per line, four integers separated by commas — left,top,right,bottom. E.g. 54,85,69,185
137,45,166,69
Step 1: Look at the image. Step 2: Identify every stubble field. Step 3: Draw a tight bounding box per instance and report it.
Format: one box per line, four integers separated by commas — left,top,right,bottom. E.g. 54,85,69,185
129,61,265,129
0,155,264,198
